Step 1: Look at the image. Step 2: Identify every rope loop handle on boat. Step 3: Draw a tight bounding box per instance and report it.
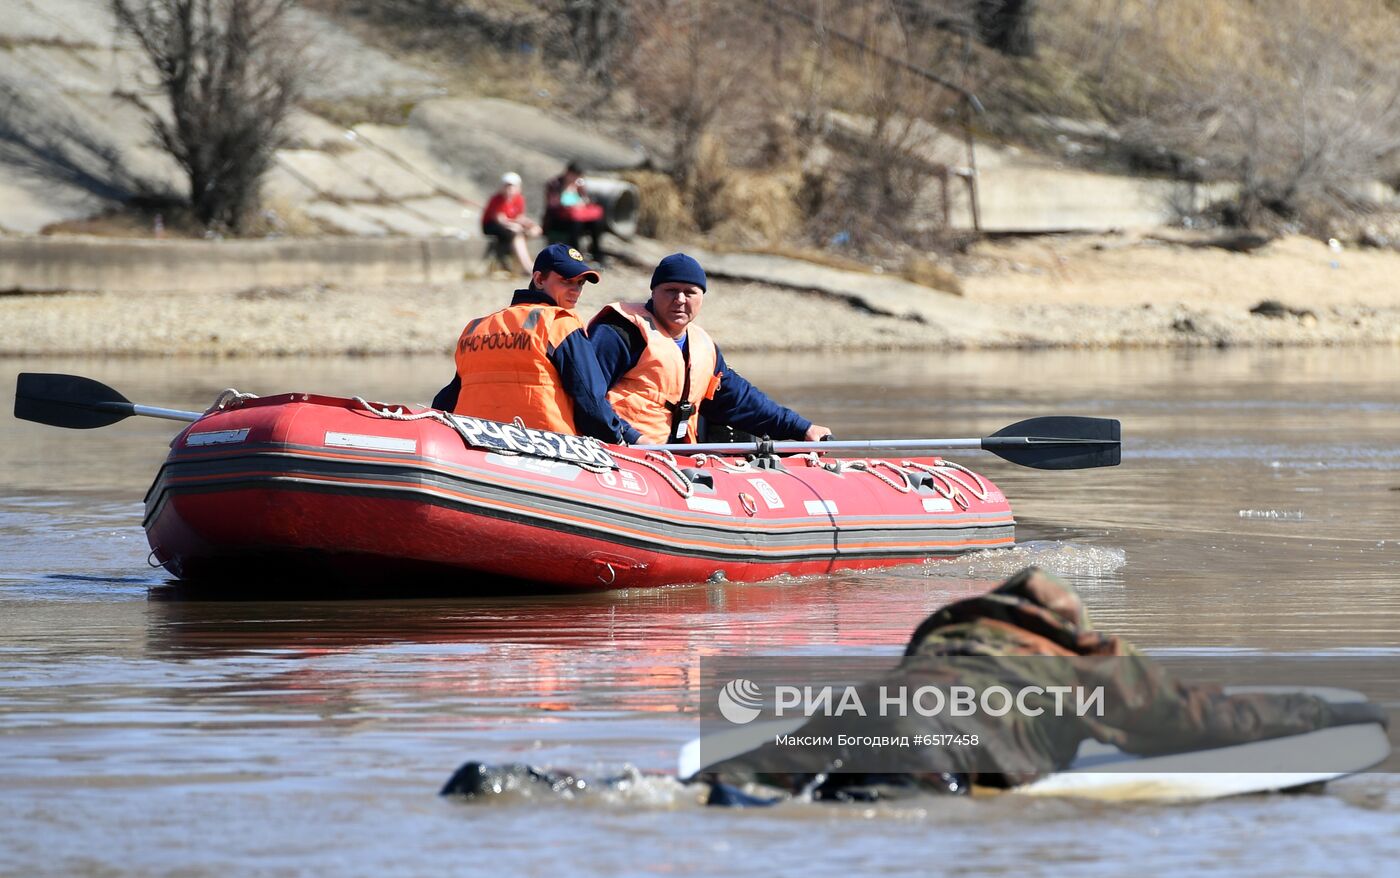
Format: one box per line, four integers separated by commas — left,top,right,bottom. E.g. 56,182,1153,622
900,461,989,511
690,453,753,473
847,459,914,493
608,448,694,498
903,459,990,502
933,459,990,500
205,388,258,414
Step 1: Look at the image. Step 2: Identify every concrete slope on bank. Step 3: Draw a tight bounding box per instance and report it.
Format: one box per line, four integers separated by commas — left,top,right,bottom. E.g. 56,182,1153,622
0,0,647,238
612,237,1011,344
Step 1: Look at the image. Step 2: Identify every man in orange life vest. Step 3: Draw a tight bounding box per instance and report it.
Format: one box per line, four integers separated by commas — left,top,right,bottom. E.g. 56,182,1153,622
588,253,831,445
431,243,641,444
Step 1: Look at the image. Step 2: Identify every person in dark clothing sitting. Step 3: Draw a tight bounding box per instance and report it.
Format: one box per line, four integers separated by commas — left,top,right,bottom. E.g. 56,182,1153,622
541,161,607,263
587,253,830,445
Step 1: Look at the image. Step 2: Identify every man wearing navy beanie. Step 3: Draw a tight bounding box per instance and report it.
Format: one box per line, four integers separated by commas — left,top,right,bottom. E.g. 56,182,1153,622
588,253,831,445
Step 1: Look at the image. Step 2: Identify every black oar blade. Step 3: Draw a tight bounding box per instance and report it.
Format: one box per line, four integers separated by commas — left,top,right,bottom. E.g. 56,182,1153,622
983,416,1121,470
14,373,134,429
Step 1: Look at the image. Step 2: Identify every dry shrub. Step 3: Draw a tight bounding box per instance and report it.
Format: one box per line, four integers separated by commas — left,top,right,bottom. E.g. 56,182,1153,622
900,253,963,295
684,135,799,244
254,197,325,236
704,167,803,248
41,203,201,238
301,96,416,129
802,9,956,253
452,44,562,106
684,133,731,233
610,2,973,255
1035,0,1400,230
620,170,696,240
623,1,767,188
623,150,802,248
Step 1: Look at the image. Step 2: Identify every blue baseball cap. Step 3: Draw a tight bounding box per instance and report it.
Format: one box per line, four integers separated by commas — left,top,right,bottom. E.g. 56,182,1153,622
532,243,601,283
650,253,706,292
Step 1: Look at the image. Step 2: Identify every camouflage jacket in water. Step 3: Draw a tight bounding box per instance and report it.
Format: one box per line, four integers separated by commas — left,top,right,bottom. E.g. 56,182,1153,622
698,568,1368,798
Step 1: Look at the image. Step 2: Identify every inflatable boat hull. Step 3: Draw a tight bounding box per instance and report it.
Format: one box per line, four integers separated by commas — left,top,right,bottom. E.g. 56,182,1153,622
143,395,1015,590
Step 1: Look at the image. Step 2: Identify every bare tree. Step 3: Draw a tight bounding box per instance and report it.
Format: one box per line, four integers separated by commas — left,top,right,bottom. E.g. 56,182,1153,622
623,0,769,204
804,1,959,250
557,1,631,94
1042,0,1400,230
112,0,304,231
1194,6,1400,228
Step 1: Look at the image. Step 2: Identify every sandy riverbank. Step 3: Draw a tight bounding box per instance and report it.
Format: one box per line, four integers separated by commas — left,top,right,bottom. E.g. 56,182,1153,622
1,233,1397,356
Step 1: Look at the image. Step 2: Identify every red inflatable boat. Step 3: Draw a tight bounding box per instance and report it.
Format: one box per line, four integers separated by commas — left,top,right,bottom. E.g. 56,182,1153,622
140,393,1016,589
18,373,1119,593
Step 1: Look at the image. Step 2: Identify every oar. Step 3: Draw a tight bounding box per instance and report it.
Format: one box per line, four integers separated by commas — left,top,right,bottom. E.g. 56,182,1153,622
13,374,1121,470
638,416,1121,470
13,373,202,429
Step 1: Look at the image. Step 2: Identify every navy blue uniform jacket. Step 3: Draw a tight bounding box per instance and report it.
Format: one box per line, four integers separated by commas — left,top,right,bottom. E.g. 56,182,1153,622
432,290,641,444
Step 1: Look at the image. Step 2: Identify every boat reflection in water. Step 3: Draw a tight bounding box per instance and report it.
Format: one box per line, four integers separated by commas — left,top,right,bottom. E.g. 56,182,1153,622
144,573,998,721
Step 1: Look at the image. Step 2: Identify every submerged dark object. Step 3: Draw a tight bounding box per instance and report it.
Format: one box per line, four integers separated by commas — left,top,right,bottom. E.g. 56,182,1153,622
440,762,594,798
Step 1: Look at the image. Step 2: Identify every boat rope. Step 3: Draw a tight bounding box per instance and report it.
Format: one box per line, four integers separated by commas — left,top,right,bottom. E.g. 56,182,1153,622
787,453,912,491
205,388,258,414
903,460,968,508
345,399,613,474
901,460,990,510
690,453,753,473
349,396,485,458
789,451,855,478
851,459,915,492
610,448,694,498
350,397,443,423
922,458,990,501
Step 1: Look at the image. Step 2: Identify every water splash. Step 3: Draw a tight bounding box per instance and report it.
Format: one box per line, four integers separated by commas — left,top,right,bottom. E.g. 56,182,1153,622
920,541,1127,580
1238,509,1306,520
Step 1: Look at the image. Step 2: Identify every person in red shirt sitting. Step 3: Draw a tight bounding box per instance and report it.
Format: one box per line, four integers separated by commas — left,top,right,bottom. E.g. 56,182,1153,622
481,172,542,275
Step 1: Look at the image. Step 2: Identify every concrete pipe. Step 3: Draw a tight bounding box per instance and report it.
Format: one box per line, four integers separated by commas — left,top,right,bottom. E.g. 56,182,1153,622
584,177,640,239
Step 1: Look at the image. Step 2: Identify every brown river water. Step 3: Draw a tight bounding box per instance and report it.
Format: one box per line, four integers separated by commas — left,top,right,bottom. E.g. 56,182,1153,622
2,348,1398,876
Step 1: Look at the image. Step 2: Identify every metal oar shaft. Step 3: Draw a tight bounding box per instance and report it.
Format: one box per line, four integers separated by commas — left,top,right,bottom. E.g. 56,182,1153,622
640,436,1118,454
126,403,203,423
639,438,985,453
89,400,202,423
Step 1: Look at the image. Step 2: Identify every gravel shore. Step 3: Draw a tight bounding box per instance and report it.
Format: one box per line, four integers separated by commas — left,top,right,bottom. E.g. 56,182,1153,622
2,233,1398,356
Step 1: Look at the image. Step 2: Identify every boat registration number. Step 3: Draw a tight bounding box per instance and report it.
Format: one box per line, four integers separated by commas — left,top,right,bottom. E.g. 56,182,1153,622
448,415,617,470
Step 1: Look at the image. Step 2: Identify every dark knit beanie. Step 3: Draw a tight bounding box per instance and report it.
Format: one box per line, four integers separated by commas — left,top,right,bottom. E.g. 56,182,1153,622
649,253,707,292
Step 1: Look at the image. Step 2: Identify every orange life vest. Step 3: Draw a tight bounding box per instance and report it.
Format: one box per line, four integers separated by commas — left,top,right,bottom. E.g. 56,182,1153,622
452,302,581,435
592,302,719,444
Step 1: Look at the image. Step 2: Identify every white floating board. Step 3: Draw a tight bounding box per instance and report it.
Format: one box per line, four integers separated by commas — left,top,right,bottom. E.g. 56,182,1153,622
677,686,1389,802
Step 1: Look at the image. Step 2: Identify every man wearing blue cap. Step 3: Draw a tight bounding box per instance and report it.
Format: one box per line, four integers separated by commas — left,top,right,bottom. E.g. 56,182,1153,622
588,253,831,445
432,243,641,444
